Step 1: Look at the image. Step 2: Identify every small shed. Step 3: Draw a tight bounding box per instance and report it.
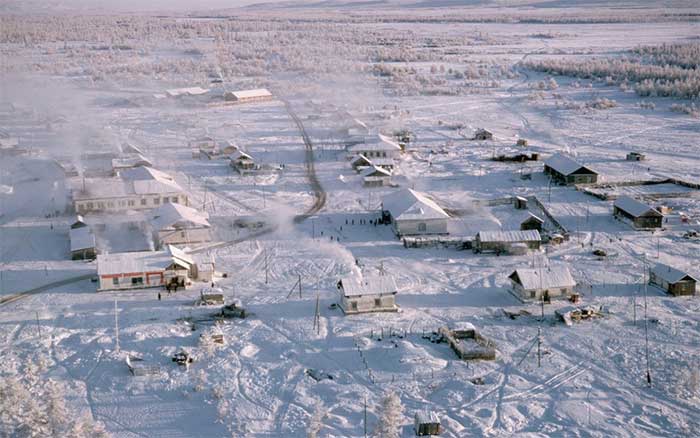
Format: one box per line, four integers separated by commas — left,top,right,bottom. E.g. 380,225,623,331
337,275,399,314
513,196,528,210
613,196,663,229
473,128,493,141
544,153,598,185
626,152,646,161
473,230,541,254
649,263,697,296
229,151,256,174
224,88,273,104
509,265,576,302
520,212,544,232
350,154,372,171
415,411,441,436
361,166,392,187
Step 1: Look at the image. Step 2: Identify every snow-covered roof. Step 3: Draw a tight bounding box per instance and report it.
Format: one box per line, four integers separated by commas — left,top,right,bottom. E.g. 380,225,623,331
230,150,253,161
360,165,392,178
651,263,697,284
0,137,19,149
166,244,195,266
112,154,152,170
544,153,595,176
350,154,371,166
614,196,662,218
165,87,209,97
348,134,402,153
97,250,179,276
520,212,544,224
70,226,95,252
151,202,210,231
382,188,449,221
477,230,541,243
370,158,395,167
510,265,576,290
415,411,440,424
229,88,272,100
339,275,398,297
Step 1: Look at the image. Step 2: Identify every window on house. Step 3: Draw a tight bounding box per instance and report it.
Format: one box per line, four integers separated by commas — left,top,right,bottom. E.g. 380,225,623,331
141,199,147,206
351,301,358,310
530,290,536,298
418,223,427,232
374,298,381,307
87,202,94,209
128,200,135,207
172,197,179,203
112,277,119,286
181,231,186,238
163,197,169,204
131,277,143,285
108,202,115,208
153,198,160,205
97,202,105,209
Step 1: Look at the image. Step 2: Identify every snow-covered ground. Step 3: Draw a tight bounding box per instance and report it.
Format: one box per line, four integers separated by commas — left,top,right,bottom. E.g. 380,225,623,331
2,7,700,437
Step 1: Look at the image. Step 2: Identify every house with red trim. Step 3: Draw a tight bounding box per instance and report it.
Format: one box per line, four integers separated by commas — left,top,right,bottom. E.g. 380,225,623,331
96,245,196,291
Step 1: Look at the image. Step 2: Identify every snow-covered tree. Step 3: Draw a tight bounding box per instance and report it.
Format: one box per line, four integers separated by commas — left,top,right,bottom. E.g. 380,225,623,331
372,391,403,438
307,402,326,438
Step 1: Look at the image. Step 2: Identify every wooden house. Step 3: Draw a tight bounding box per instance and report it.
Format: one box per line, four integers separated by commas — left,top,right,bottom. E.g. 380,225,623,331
415,411,441,436
229,151,256,174
613,196,663,229
350,154,372,171
520,212,544,232
544,153,598,185
337,275,398,315
348,134,402,159
361,165,392,187
150,202,212,248
626,152,646,161
473,230,541,254
509,265,576,302
649,263,697,296
382,189,449,236
473,128,493,140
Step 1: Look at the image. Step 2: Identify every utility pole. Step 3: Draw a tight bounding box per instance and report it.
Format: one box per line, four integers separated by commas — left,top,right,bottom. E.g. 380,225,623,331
114,299,120,353
537,327,542,368
643,255,652,386
298,273,302,298
313,293,321,335
35,311,42,338
364,395,368,438
264,247,269,285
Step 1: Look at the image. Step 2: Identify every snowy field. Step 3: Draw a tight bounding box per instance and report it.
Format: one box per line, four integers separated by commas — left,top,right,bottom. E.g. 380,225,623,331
2,3,700,437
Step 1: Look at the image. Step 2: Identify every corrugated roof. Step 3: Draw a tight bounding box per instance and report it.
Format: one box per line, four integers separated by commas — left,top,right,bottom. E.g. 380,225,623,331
477,230,541,243
97,250,176,276
651,263,697,284
70,226,95,252
544,153,594,176
230,88,272,100
151,203,210,231
382,188,449,221
339,275,398,297
511,265,576,290
614,196,662,218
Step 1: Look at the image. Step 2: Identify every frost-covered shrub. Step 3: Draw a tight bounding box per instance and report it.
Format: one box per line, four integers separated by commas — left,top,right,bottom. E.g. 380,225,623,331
670,103,699,117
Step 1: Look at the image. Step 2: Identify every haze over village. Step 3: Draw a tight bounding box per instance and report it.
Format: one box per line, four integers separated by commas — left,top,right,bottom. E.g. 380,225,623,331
1,1,700,437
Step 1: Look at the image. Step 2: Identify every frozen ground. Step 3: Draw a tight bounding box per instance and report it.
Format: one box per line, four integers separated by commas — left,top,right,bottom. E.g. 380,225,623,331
2,6,700,438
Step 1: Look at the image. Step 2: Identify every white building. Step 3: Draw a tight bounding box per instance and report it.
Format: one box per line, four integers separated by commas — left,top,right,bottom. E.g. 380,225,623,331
97,245,197,291
508,265,576,302
111,153,152,174
69,216,96,260
150,202,212,248
224,88,273,104
337,275,399,314
382,188,449,236
348,134,402,159
73,167,188,214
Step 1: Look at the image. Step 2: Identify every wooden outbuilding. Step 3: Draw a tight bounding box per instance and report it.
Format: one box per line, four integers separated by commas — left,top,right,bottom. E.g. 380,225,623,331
509,265,576,302
626,152,646,161
415,411,441,436
520,212,545,232
350,154,372,171
337,275,399,314
224,88,273,104
613,196,663,229
649,263,697,296
473,128,493,140
544,153,598,185
473,230,541,254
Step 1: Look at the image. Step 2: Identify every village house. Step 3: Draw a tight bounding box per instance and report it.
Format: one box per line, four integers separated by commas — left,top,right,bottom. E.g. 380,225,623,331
337,275,399,314
520,212,545,232
473,128,493,141
361,165,392,187
649,263,697,296
509,265,577,302
96,245,198,291
473,230,541,254
613,196,663,229
111,153,152,174
69,215,96,260
544,153,598,185
350,154,372,171
150,202,212,248
348,134,403,159
189,136,216,158
224,88,273,104
229,150,256,174
382,188,449,236
73,167,188,214
165,87,209,98
414,412,441,436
